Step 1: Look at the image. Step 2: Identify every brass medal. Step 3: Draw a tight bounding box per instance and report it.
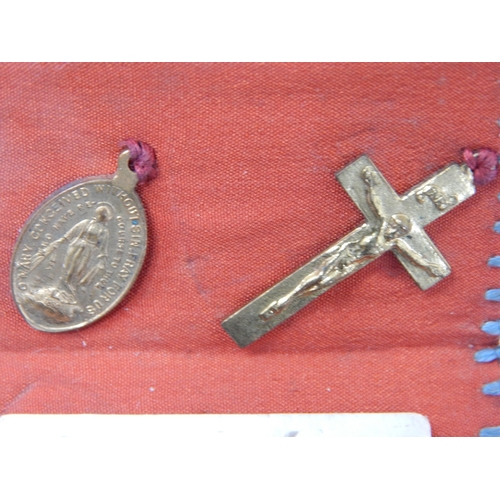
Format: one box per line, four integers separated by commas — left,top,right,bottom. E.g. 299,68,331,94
11,149,148,332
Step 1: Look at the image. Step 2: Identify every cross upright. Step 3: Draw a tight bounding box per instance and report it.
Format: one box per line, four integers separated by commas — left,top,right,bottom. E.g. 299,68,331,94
222,155,476,347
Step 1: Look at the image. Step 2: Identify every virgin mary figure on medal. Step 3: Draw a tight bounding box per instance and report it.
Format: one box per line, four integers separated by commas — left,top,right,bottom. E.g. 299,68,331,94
10,140,157,332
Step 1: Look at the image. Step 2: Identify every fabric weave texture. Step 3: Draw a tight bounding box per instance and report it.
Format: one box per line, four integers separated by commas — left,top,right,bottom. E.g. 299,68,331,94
1,63,499,436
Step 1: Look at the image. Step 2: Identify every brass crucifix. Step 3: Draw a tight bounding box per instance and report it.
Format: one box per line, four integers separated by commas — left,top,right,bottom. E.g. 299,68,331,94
222,155,475,347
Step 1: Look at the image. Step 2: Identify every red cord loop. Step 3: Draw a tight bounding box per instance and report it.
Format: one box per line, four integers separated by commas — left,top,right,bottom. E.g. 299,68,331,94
119,139,158,185
463,148,498,186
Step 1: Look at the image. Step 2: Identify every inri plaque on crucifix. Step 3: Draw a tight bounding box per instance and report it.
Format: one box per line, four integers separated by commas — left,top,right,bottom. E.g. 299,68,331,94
222,155,476,347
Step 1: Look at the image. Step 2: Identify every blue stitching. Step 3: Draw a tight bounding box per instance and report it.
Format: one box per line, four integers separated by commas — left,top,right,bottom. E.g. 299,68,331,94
481,321,500,335
485,289,500,301
479,426,500,437
488,256,500,267
475,347,500,362
478,198,500,436
482,380,500,396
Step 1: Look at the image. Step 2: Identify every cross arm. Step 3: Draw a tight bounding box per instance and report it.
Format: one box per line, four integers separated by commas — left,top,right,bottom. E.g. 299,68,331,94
401,163,475,226
391,223,451,290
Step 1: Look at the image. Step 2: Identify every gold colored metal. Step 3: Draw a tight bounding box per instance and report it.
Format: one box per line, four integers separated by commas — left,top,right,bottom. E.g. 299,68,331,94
222,155,476,347
10,150,148,332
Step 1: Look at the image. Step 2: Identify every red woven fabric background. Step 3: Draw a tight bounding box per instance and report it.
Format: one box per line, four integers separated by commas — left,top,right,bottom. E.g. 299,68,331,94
1,63,499,436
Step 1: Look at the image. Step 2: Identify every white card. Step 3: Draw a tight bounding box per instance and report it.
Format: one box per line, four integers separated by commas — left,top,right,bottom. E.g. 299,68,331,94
0,412,430,438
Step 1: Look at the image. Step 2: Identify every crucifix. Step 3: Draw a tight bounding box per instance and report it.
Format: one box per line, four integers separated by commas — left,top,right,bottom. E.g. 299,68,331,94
222,155,476,347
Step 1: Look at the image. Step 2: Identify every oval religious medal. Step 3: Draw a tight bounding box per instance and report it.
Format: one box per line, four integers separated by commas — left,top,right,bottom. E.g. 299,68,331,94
11,146,154,332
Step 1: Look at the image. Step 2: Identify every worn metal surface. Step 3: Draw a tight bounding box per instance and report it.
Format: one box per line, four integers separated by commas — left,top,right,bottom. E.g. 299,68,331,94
11,150,148,332
222,155,475,347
